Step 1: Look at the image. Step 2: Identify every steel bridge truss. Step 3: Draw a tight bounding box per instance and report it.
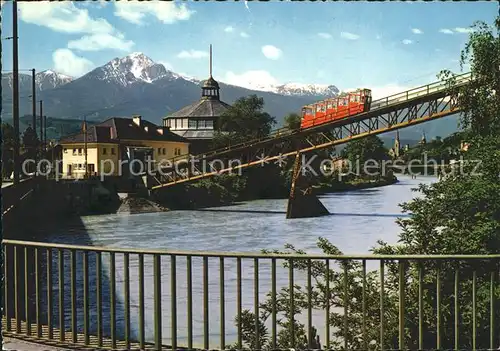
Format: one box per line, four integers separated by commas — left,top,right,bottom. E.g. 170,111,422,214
151,88,461,190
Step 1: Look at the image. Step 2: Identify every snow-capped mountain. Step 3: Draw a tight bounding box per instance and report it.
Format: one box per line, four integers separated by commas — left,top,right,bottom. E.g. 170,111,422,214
262,82,339,97
35,70,73,91
79,52,339,98
3,52,339,99
1,52,340,123
1,70,73,93
84,52,178,86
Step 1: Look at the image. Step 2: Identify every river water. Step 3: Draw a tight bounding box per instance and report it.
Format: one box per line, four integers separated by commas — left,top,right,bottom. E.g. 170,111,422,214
41,175,434,348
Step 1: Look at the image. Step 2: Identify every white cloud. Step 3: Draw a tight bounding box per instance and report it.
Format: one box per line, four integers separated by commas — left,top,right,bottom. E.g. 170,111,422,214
370,84,410,100
439,28,454,34
81,0,108,9
340,32,359,40
224,26,234,33
411,28,423,34
114,1,193,25
18,2,114,34
240,32,249,38
454,27,473,34
402,39,413,45
318,32,332,39
261,45,282,60
158,61,174,71
52,48,94,77
223,70,279,90
177,50,209,59
68,33,135,52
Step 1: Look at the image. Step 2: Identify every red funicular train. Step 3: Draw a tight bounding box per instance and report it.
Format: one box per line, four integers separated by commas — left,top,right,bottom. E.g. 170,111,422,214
300,88,372,129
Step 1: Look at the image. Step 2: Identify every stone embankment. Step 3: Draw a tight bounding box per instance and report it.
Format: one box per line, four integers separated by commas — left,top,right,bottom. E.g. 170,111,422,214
117,193,169,214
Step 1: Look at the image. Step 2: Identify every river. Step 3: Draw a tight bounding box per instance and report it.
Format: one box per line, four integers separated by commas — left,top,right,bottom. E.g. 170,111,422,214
40,175,434,348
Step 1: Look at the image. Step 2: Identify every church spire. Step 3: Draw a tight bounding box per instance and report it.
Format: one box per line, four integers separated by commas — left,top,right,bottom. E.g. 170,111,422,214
202,44,220,100
209,44,212,78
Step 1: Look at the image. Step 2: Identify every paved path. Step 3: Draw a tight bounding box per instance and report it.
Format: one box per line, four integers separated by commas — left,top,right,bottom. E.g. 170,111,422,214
2,337,71,350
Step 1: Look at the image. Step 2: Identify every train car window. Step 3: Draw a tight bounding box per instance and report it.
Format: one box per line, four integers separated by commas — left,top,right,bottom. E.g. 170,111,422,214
316,105,322,112
333,100,337,107
355,95,360,102
327,102,332,109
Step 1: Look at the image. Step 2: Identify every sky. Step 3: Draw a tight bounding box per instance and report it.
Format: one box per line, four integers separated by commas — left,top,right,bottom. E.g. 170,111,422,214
1,0,498,98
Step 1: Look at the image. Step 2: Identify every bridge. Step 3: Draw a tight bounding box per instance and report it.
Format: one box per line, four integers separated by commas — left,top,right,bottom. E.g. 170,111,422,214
150,72,471,190
146,72,472,218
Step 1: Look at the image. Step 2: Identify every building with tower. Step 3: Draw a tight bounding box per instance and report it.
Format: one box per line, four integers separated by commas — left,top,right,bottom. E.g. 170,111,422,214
419,131,427,145
388,130,401,159
163,45,231,154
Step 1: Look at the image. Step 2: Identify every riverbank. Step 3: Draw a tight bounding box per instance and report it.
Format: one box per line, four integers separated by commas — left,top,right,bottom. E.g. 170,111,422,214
313,174,399,195
154,173,399,210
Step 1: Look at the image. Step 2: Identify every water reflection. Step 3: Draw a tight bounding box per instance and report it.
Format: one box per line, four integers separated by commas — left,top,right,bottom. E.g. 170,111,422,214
37,175,434,347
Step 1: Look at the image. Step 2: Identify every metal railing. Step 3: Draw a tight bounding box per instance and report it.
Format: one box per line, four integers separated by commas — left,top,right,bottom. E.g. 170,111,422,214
2,239,499,350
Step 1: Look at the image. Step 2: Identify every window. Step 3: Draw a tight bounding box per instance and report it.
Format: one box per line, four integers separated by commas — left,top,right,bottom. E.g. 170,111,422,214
327,103,332,109
73,149,77,155
206,120,213,129
64,148,68,153
316,105,322,112
111,148,115,155
102,148,107,155
189,119,197,129
321,105,326,112
338,99,344,106
158,147,161,154
78,148,82,155
163,148,166,155
333,100,337,108
174,148,182,156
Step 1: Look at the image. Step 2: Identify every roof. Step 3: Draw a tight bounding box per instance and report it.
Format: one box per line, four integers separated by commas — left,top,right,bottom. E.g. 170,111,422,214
60,117,189,144
202,76,220,89
171,130,216,139
165,97,231,119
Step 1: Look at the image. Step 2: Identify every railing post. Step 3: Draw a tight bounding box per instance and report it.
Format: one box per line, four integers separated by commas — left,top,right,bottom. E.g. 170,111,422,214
154,254,162,349
3,245,11,332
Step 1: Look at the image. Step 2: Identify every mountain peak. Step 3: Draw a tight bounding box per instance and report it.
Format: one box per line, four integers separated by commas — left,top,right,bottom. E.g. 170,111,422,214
88,52,169,86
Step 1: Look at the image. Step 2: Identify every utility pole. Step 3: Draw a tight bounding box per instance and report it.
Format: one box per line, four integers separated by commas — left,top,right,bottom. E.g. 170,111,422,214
12,0,20,184
43,116,47,152
31,69,36,138
39,100,43,152
31,69,37,173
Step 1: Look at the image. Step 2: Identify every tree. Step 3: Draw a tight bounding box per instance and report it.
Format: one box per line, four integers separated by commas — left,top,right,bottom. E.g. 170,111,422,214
22,125,39,152
232,15,500,350
341,135,389,178
2,123,15,178
213,95,276,148
284,112,302,130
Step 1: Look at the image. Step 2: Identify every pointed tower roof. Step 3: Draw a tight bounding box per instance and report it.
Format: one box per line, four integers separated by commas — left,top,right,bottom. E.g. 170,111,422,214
420,131,427,144
202,44,220,92
164,44,231,134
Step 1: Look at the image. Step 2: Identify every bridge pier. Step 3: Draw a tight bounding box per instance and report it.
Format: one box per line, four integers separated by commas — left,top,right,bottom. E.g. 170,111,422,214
286,152,329,219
